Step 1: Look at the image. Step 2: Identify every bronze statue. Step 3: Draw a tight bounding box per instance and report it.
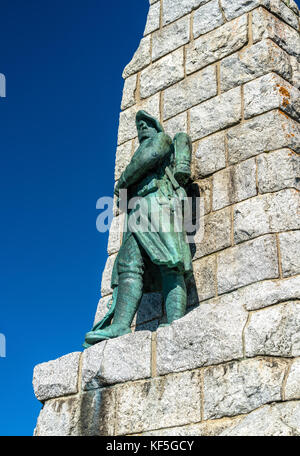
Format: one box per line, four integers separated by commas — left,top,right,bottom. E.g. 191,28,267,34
84,111,192,348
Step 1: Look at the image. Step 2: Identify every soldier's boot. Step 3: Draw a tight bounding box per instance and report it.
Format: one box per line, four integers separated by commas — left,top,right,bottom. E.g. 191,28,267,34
85,271,143,344
160,268,187,327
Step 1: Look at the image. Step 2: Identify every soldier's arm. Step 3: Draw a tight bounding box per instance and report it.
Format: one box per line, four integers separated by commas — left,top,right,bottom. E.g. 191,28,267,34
115,132,172,194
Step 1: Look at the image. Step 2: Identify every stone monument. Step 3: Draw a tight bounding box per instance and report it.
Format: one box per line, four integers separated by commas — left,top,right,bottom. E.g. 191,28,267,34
33,0,300,436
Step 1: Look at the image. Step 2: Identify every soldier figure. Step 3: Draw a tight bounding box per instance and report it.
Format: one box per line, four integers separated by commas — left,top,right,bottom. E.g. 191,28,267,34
84,111,193,347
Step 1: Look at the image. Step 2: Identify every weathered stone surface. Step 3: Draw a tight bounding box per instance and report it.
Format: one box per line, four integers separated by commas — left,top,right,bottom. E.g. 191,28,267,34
81,341,107,391
269,0,299,29
221,0,299,29
114,140,132,180
144,0,160,36
152,16,190,61
186,15,248,75
107,215,124,255
227,110,300,165
163,65,217,120
101,253,117,297
117,107,137,145
193,206,231,259
34,389,115,436
267,189,300,235
192,255,216,302
93,295,112,326
133,292,163,327
252,7,300,60
244,73,300,121
162,0,210,25
139,92,161,120
190,87,241,141
279,231,300,277
123,35,151,78
245,301,300,357
193,0,224,38
203,358,288,420
220,0,263,20
234,189,300,244
257,149,300,194
140,416,243,436
81,331,152,389
212,158,257,211
285,358,300,400
217,235,279,294
118,93,160,144
282,0,300,16
156,294,247,375
220,39,292,93
194,132,226,178
221,401,300,436
281,0,300,15
291,56,300,89
222,275,300,311
78,389,116,436
164,112,188,139
121,74,137,111
117,371,201,435
140,48,184,99
33,352,81,402
34,396,80,436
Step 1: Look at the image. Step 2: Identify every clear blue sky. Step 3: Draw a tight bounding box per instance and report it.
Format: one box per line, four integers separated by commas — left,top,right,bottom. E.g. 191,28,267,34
0,0,149,436
1,0,299,437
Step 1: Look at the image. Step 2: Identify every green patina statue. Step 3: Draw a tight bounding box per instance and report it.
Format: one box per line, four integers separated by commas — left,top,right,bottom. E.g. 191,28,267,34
83,111,193,348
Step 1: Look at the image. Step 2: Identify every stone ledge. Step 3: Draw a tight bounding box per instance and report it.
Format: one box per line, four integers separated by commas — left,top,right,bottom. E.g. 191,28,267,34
33,352,81,402
156,292,248,375
33,355,300,436
81,331,152,390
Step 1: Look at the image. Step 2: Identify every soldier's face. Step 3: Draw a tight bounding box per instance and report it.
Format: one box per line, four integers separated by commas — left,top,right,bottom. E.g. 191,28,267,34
137,120,157,143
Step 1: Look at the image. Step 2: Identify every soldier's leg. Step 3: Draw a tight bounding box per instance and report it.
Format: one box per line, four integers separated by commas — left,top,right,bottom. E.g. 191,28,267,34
85,235,144,343
160,267,187,325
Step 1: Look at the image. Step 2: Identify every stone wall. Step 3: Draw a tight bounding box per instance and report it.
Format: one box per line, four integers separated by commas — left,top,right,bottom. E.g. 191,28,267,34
33,0,300,436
